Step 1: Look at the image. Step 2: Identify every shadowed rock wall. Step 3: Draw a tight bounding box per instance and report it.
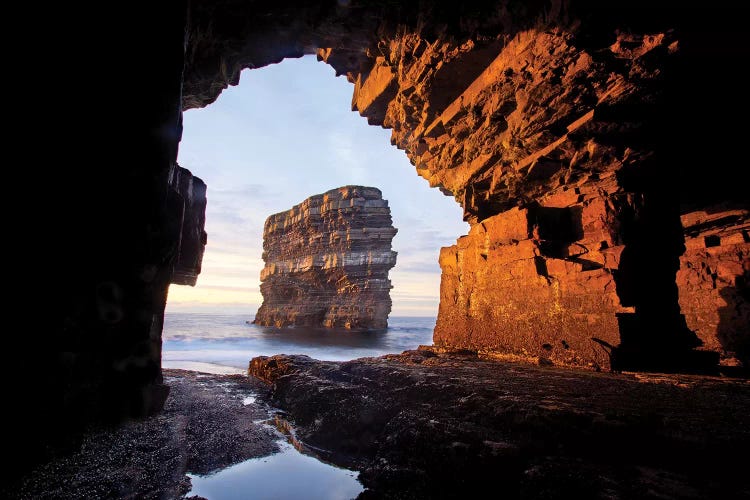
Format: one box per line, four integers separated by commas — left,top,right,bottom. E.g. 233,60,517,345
254,186,397,330
169,165,208,286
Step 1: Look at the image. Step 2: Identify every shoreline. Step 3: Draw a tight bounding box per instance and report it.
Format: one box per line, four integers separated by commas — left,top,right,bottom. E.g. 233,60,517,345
10,353,750,499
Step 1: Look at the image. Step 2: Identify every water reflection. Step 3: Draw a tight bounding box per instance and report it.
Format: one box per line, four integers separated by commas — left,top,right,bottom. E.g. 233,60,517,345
187,440,363,500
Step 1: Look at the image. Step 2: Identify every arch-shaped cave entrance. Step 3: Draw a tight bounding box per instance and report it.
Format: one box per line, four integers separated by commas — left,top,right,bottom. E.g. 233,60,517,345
168,55,467,319
23,0,749,473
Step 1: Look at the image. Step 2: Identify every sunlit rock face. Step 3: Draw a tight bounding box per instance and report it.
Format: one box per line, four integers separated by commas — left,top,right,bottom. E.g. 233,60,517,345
316,13,748,371
435,204,628,370
347,30,666,369
677,206,750,367
254,186,397,330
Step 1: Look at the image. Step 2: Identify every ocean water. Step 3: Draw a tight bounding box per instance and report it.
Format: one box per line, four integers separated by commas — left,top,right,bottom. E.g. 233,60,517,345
163,314,435,374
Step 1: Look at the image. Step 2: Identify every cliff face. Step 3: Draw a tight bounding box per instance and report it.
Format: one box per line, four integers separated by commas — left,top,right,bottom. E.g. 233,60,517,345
330,24,747,370
435,204,627,370
254,186,397,330
343,28,680,370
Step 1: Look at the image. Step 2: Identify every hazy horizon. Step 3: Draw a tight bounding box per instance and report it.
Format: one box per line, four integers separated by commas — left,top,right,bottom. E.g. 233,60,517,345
164,306,438,317
167,55,468,317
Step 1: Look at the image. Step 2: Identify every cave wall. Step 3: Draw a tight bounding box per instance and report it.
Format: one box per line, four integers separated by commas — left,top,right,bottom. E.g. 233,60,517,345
22,0,749,471
435,199,628,370
343,25,692,370
169,165,208,286
15,0,203,472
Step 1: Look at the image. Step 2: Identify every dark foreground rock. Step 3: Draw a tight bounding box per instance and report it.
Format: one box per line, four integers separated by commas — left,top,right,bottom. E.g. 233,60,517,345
6,370,277,499
249,350,750,499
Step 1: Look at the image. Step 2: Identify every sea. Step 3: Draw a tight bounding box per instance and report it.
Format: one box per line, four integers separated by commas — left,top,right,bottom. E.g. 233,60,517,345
162,313,436,375
163,313,436,499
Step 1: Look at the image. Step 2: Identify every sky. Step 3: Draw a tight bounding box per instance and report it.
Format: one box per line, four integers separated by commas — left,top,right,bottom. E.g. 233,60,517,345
166,55,468,317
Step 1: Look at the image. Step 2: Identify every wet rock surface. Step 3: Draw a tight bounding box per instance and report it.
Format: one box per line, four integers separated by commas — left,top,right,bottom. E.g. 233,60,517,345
250,351,750,499
7,370,277,499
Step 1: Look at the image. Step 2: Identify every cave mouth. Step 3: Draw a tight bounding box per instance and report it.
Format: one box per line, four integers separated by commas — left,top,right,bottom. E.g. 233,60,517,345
164,55,467,369
13,0,750,487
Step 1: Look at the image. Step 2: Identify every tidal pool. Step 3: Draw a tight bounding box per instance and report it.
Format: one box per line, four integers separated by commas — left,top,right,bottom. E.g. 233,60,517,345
187,439,363,500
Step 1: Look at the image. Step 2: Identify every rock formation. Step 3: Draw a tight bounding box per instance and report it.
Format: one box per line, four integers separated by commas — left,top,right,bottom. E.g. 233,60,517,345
254,186,397,330
328,27,740,372
677,206,750,366
24,0,750,473
181,0,748,371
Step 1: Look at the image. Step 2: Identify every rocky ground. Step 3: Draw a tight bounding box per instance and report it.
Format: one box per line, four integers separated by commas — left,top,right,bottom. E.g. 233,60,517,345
8,356,750,499
6,370,278,499
250,349,750,499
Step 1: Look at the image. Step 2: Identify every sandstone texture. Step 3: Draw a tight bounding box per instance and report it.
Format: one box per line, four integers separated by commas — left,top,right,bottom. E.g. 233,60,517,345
677,205,750,367
254,186,397,330
331,26,744,371
435,204,628,371
249,352,750,498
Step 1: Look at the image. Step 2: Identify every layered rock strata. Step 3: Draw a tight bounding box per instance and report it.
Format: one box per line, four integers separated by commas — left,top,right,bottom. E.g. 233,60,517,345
326,16,747,371
332,26,743,370
254,186,397,330
677,206,750,367
435,202,629,370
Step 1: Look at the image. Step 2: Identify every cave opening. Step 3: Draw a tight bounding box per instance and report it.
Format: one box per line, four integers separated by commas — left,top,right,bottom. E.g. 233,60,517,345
164,55,468,371
15,1,750,485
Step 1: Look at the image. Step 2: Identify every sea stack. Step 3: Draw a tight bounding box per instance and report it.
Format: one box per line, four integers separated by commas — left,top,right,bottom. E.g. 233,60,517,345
254,186,398,330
